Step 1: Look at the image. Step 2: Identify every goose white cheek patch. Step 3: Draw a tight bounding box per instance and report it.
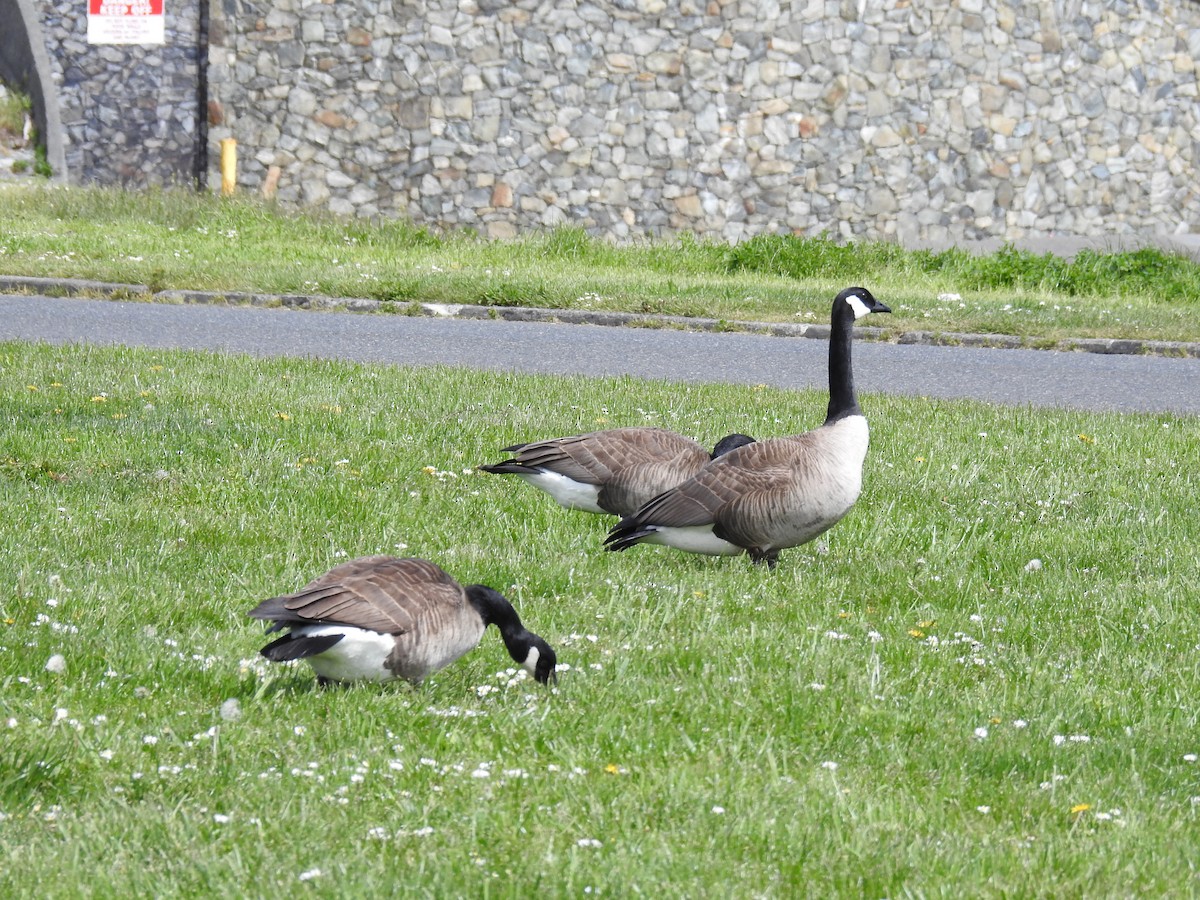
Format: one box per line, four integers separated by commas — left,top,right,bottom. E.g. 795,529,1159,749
847,294,874,319
521,645,541,677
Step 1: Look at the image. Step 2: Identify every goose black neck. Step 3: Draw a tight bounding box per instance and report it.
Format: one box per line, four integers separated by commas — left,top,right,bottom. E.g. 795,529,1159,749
824,298,861,424
466,585,536,661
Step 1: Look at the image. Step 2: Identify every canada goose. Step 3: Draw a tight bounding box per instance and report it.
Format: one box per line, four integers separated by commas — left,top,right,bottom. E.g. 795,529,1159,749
479,428,755,517
247,556,557,686
604,286,890,569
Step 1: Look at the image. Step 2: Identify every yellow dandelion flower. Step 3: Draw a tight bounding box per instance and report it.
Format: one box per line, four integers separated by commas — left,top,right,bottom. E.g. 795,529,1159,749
918,619,936,629
837,611,850,619
50,382,62,388
26,385,38,392
274,412,291,421
149,365,164,372
692,590,705,599
63,437,76,443
422,465,438,475
139,390,153,398
594,417,608,425
604,764,621,775
111,413,127,420
1070,803,1091,815
908,628,925,639
1077,434,1094,444
989,716,1002,724
915,455,925,463
91,395,107,403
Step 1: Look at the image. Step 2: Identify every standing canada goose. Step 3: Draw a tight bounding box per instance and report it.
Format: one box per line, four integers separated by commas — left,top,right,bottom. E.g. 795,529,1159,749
479,428,755,517
247,556,557,686
604,286,891,569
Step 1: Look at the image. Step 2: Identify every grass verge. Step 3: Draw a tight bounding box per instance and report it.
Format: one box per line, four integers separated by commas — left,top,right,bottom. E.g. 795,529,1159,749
2,183,1199,343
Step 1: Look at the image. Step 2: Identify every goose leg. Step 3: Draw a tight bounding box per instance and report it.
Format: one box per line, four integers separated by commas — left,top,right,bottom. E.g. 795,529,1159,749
749,549,780,570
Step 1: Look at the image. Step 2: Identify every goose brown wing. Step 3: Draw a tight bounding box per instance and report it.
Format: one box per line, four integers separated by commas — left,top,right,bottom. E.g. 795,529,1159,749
599,454,709,515
631,438,811,527
247,556,466,636
498,428,706,486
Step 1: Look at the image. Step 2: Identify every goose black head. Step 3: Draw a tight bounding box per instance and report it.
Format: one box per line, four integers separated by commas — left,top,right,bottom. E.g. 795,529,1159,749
710,433,756,459
522,634,559,685
837,286,891,320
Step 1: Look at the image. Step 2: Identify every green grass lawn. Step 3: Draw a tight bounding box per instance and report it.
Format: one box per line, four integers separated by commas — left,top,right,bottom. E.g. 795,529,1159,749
3,182,1200,344
1,340,1197,896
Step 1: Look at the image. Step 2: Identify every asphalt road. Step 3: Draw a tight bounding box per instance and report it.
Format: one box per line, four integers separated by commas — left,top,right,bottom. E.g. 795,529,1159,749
2,294,1198,416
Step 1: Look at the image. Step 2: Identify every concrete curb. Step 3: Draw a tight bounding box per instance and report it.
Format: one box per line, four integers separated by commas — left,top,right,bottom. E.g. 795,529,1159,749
2,274,1198,360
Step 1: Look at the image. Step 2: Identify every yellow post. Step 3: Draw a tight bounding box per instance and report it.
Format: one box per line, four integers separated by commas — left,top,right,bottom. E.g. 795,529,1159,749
220,138,237,196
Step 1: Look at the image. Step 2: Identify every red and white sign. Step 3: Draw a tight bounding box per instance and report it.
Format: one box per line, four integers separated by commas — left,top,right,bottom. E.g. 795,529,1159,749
87,0,165,45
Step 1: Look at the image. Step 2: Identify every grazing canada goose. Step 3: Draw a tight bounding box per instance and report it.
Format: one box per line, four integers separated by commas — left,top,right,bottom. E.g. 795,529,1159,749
479,428,755,517
247,556,557,686
604,286,891,569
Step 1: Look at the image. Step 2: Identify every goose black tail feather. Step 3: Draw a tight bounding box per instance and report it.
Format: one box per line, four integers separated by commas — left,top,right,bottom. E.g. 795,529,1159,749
603,520,657,551
477,461,531,476
260,632,345,662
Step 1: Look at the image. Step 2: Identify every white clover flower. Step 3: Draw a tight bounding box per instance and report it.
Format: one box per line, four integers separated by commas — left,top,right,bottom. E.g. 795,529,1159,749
220,699,242,721
143,735,159,746
974,727,989,740
298,868,322,882
711,805,726,815
213,814,230,824
976,805,991,814
576,838,602,848
819,761,839,771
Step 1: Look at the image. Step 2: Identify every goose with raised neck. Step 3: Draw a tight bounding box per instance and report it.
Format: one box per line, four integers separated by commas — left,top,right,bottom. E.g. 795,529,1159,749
603,287,890,569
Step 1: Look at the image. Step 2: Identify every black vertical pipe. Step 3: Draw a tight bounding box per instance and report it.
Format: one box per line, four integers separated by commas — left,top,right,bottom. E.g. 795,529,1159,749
195,0,209,189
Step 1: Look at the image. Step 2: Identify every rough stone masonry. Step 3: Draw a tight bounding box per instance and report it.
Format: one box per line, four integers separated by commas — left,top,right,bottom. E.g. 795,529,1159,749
28,0,1200,244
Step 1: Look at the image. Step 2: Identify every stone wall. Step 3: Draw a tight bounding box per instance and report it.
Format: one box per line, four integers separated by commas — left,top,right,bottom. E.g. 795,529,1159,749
205,0,1200,243
32,0,204,186
20,0,1197,242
